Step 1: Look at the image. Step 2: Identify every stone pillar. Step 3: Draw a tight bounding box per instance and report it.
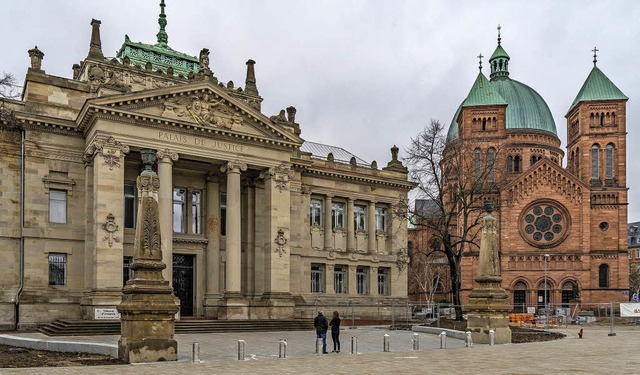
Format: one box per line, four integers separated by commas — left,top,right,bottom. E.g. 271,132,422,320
118,163,179,363
324,195,333,250
204,172,222,317
347,198,355,251
370,266,379,297
222,161,246,295
156,149,178,284
466,203,512,344
82,136,129,316
348,265,357,295
368,201,376,253
244,178,256,297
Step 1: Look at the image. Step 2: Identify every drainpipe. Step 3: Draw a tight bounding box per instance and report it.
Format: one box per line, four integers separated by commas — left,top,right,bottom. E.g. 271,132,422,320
14,128,25,330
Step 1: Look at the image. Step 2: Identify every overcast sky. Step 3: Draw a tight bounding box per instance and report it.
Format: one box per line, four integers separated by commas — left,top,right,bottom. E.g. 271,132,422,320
2,0,640,221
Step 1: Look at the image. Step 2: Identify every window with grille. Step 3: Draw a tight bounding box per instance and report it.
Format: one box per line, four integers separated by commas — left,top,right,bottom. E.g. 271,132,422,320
474,149,482,179
487,148,496,182
591,145,600,180
311,263,324,293
173,188,187,233
310,198,323,226
192,190,202,234
124,182,136,228
378,267,390,295
356,266,368,294
49,189,67,223
605,144,614,179
332,202,345,229
48,253,66,286
334,265,347,293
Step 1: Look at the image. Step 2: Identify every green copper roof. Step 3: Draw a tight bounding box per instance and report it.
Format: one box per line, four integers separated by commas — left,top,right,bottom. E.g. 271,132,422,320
490,45,510,61
115,1,199,77
448,76,558,140
567,66,628,114
462,72,507,107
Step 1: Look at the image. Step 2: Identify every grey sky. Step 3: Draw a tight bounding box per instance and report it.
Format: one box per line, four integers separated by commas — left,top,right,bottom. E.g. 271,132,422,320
2,1,639,220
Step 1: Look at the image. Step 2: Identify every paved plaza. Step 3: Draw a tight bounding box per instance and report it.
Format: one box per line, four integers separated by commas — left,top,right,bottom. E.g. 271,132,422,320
1,326,638,374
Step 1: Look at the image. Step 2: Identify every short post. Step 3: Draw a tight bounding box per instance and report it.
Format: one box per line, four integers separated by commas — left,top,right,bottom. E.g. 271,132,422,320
278,339,287,358
237,340,246,360
489,330,495,346
439,331,447,349
316,337,323,355
412,333,419,350
383,334,390,352
391,302,396,329
608,301,617,336
192,342,200,363
465,331,473,347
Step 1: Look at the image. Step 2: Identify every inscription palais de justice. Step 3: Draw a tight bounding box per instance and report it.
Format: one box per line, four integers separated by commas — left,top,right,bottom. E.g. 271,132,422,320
158,131,245,153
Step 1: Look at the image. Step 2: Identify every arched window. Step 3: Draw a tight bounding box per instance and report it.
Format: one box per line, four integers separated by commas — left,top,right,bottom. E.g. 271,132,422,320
513,281,527,312
575,147,580,178
600,113,604,126
591,144,600,180
530,155,536,166
474,148,482,179
506,156,513,173
482,118,486,131
599,264,609,288
487,148,496,182
605,144,614,179
514,155,521,173
562,281,579,306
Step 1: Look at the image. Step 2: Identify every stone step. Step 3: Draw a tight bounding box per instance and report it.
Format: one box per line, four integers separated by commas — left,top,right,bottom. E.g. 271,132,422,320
37,319,315,336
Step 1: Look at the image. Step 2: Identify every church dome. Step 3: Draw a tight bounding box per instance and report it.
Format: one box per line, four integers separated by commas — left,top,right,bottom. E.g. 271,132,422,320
447,36,557,140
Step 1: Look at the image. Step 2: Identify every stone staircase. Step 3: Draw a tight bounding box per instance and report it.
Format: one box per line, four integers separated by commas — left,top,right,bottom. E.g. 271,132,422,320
37,319,315,336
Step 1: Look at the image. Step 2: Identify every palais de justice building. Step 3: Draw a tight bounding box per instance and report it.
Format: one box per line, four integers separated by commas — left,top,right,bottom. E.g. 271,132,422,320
446,33,629,309
0,4,412,328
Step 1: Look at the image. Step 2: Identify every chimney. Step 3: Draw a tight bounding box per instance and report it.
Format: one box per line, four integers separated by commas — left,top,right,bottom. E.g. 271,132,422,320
28,46,44,71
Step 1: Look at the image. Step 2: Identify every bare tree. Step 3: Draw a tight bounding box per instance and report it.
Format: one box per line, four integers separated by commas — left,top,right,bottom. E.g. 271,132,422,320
0,72,21,132
408,240,448,303
404,119,502,319
0,72,20,99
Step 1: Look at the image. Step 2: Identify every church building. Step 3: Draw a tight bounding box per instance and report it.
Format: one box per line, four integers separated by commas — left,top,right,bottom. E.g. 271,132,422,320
0,2,412,328
448,30,629,309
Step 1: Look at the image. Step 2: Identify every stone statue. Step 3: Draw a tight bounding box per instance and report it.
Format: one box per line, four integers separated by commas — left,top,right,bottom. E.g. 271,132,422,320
199,48,210,71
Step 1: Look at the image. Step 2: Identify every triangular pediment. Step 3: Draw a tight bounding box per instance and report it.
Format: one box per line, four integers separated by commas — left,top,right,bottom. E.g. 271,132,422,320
503,159,589,206
77,81,302,146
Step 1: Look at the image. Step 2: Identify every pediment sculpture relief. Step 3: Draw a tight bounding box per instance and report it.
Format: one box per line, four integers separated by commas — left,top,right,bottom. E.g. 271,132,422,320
162,93,243,129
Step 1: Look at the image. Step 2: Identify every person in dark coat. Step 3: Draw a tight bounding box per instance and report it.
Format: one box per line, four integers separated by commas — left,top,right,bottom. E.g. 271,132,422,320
329,310,341,352
314,310,329,354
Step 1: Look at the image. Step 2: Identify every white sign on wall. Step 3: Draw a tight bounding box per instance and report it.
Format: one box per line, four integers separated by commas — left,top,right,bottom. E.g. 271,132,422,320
95,308,121,320
620,303,640,318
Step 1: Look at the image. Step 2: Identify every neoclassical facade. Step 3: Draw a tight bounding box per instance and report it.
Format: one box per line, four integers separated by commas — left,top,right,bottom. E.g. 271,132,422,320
0,5,411,328
447,33,629,309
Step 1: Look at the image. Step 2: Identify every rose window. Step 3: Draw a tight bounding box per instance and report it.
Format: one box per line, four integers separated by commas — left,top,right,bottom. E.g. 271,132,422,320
519,200,570,248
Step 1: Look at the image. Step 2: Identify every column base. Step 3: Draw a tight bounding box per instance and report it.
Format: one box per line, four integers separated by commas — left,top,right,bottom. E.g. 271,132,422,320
219,292,249,319
251,292,295,319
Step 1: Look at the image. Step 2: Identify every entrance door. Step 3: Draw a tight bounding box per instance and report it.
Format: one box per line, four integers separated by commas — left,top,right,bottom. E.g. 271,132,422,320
173,254,194,316
537,290,550,310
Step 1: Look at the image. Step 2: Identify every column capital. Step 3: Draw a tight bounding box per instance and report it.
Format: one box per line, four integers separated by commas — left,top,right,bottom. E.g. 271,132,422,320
206,171,224,184
221,160,247,174
84,136,130,169
156,148,179,163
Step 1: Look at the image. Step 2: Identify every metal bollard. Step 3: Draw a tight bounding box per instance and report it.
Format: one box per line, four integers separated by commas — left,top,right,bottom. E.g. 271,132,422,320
412,333,419,350
351,336,358,354
439,331,447,349
237,340,246,360
383,334,390,352
192,342,200,363
465,331,473,348
278,339,287,358
316,337,323,355
489,330,495,346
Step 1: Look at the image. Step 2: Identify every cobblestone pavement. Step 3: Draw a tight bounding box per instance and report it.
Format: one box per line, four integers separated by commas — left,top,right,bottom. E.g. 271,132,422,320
2,326,637,374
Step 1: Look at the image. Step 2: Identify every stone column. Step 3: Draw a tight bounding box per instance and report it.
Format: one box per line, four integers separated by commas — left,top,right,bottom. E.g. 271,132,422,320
258,164,296,318
83,136,129,315
324,195,333,250
222,161,246,296
368,201,376,253
370,266,379,297
347,198,355,251
156,149,178,283
348,265,357,295
204,172,222,317
244,178,256,297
